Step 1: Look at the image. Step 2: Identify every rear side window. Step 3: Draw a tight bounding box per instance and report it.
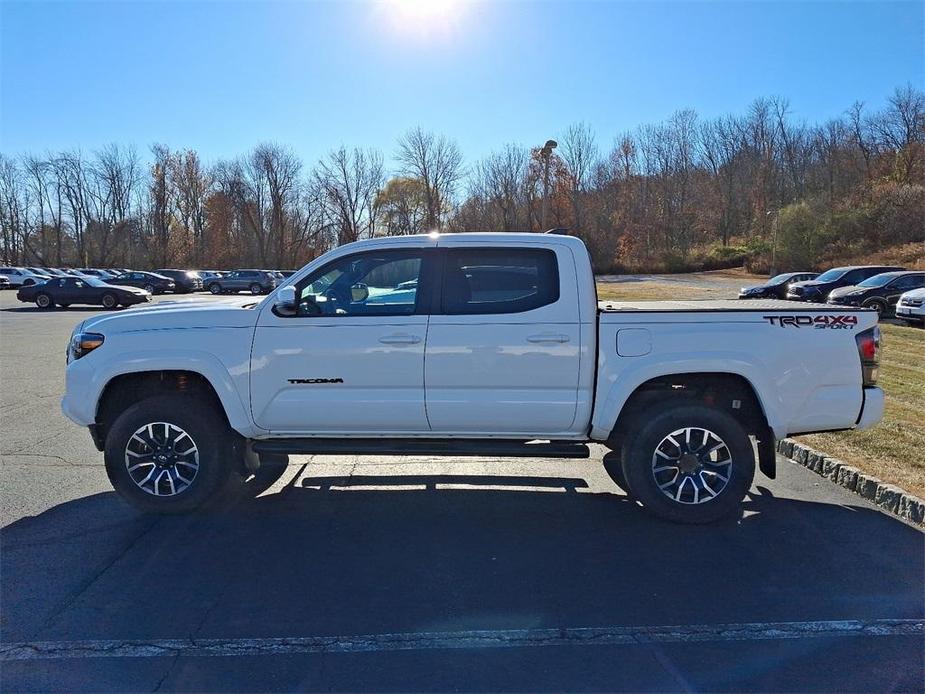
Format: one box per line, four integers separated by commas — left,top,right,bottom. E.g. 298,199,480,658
442,248,559,315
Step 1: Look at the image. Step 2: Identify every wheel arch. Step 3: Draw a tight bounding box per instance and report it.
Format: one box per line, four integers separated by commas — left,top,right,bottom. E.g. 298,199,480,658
598,370,778,480
90,356,260,449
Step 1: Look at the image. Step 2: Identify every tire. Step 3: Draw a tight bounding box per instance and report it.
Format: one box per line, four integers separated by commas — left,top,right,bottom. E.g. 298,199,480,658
209,283,222,295
863,298,887,318
249,283,262,295
23,279,35,286
35,293,53,309
143,284,155,294
101,293,118,310
620,404,755,524
104,394,240,514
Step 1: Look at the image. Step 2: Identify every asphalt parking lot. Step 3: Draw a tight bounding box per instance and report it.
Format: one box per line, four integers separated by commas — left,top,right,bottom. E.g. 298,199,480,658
0,290,923,692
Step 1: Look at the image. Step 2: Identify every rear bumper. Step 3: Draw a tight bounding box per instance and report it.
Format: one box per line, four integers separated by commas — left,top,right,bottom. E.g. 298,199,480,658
856,387,885,431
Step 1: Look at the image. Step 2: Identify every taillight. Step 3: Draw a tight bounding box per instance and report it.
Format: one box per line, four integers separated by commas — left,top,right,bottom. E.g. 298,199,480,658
855,327,881,387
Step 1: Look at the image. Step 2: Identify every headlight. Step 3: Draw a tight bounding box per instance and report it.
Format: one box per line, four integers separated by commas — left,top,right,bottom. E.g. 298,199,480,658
68,332,105,362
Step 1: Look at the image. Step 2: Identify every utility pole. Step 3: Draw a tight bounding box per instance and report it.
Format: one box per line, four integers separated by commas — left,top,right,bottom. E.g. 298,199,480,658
767,209,779,277
540,139,557,231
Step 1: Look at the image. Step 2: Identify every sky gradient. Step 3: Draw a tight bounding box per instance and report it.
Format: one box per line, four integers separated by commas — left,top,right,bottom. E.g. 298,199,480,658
2,0,923,167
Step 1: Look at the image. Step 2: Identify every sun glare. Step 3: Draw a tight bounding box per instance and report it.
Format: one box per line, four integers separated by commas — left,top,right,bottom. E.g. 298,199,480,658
382,0,465,36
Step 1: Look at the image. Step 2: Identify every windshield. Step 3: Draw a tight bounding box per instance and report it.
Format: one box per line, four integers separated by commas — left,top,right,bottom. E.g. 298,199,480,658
84,277,109,287
814,268,846,282
857,274,895,288
769,273,794,284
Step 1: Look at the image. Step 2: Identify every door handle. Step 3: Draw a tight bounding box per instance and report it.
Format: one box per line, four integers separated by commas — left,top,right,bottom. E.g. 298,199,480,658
379,334,422,345
526,333,570,343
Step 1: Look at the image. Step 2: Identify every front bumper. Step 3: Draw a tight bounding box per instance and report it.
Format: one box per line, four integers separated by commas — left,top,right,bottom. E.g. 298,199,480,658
895,305,924,321
856,387,885,430
827,297,862,307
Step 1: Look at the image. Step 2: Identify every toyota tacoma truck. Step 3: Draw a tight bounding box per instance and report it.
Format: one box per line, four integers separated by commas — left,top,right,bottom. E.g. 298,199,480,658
61,233,885,523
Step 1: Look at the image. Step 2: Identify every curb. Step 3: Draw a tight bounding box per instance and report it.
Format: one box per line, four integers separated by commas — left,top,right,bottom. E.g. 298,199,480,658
777,439,925,527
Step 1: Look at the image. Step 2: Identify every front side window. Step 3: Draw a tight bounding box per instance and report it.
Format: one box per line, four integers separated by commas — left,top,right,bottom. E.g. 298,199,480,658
442,248,559,315
295,251,423,317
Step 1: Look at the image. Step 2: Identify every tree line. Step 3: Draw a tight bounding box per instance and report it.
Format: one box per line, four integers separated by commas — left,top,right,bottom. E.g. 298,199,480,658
1,85,922,273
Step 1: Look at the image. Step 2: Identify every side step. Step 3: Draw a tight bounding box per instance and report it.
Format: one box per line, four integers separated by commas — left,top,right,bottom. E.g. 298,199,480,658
251,438,590,459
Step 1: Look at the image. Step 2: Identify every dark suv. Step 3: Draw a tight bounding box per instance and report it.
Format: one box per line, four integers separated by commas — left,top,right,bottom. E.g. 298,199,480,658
111,271,175,294
153,269,204,293
205,269,278,295
786,265,904,303
827,271,925,316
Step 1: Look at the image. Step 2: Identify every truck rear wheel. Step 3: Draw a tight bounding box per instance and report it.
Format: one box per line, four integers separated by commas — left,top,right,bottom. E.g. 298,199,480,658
104,394,240,514
619,404,754,524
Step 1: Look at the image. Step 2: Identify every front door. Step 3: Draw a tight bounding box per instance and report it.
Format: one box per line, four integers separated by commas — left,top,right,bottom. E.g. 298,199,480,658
251,247,434,434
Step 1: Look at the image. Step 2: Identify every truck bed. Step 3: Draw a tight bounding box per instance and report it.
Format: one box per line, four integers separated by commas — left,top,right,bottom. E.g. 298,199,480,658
598,299,869,313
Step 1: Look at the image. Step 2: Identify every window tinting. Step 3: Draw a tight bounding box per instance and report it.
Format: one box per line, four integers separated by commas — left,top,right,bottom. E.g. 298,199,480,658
442,248,559,315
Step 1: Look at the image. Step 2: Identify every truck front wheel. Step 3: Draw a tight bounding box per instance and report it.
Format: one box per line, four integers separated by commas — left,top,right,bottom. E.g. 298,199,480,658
104,394,240,514
619,404,755,524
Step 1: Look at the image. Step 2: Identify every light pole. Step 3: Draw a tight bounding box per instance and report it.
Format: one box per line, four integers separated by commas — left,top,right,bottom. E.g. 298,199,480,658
540,139,557,231
767,209,779,277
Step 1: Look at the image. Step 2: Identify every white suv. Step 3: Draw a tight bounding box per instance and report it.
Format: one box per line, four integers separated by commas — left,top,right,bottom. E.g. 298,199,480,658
896,288,925,326
0,267,52,288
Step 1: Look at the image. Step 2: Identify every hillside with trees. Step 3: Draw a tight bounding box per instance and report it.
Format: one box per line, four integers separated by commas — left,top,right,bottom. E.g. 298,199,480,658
1,85,922,274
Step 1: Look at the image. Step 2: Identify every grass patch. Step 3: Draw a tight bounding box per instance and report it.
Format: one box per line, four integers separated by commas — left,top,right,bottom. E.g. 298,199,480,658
596,279,925,498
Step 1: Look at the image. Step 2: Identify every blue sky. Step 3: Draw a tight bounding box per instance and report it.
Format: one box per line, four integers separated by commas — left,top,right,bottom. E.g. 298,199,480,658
2,0,923,167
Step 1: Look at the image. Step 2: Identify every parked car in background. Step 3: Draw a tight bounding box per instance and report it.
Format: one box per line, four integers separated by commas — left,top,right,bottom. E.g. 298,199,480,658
0,275,10,290
153,269,203,293
895,288,925,326
17,276,151,309
826,271,925,316
786,265,904,302
110,271,176,294
205,269,277,295
278,270,297,278
738,272,818,300
75,268,118,280
37,268,72,278
198,271,224,282
0,267,52,287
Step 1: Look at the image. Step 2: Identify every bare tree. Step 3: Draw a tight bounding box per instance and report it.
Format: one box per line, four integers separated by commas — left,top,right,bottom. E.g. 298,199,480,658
395,127,463,228
315,146,383,246
559,122,599,234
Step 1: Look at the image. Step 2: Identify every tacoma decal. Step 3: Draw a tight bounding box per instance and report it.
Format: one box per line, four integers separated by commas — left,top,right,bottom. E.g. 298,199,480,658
288,378,344,384
763,315,858,329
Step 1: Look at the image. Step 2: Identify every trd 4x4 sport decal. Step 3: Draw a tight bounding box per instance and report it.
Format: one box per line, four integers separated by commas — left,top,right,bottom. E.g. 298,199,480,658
763,315,858,329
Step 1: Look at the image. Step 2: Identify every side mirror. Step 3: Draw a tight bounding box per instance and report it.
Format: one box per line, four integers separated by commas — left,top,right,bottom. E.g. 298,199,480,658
351,282,369,303
274,285,298,316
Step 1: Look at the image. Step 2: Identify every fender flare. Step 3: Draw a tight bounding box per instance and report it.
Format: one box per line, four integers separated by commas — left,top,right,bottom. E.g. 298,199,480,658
589,355,785,441
90,350,266,438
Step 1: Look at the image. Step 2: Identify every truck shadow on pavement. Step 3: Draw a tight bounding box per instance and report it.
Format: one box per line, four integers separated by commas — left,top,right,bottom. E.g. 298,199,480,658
2,473,923,691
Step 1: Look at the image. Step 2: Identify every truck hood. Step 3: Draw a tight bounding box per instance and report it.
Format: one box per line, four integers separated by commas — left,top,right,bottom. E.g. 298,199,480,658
77,297,261,334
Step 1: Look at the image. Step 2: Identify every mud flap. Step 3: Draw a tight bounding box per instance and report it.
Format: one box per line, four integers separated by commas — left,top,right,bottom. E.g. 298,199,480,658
757,431,776,479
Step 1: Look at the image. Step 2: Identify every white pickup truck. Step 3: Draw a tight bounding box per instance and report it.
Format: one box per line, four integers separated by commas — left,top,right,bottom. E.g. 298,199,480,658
62,233,885,523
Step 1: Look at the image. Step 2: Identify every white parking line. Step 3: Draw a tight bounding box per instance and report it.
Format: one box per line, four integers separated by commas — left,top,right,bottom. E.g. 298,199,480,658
2,619,921,661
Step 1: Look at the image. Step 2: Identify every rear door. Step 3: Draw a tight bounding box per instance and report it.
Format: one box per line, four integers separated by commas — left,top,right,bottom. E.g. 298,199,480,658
424,242,582,435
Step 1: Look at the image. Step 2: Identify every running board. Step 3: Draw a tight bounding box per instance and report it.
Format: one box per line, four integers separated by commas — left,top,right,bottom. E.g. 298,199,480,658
251,438,591,459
